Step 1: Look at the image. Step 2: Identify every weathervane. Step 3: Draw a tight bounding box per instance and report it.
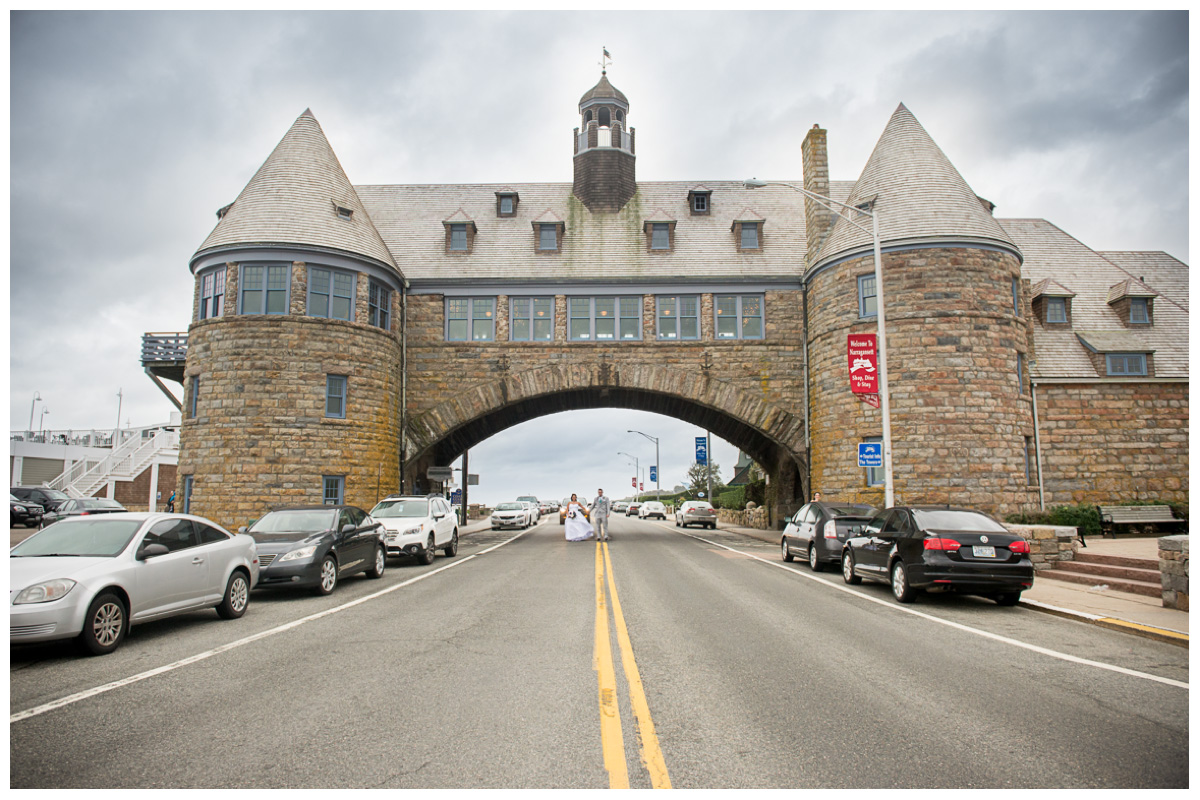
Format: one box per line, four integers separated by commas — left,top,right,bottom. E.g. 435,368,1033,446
599,46,612,74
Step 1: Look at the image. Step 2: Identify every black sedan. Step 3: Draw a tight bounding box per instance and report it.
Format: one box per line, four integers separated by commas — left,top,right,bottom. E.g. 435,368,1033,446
841,506,1034,605
11,486,71,514
242,505,386,595
781,501,876,571
10,495,43,528
40,497,126,526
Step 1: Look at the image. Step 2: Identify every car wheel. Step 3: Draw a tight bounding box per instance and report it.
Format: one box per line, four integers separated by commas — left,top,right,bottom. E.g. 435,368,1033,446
891,561,917,603
419,535,436,565
315,555,338,595
842,552,862,585
781,538,795,562
708,523,716,529
78,592,127,655
444,530,459,557
216,570,251,619
365,545,386,579
808,543,823,572
994,591,1021,606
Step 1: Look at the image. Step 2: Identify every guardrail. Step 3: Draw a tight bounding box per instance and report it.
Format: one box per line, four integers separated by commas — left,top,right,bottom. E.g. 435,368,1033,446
142,332,188,363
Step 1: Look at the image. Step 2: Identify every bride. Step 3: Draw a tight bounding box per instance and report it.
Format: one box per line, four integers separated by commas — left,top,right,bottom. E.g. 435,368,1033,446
563,493,594,542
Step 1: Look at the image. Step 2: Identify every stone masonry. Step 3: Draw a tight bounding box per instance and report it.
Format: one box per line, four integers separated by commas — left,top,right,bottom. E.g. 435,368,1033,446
1158,534,1189,610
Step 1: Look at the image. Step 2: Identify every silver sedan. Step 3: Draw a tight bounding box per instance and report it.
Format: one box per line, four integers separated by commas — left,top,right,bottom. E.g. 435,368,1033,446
10,513,259,655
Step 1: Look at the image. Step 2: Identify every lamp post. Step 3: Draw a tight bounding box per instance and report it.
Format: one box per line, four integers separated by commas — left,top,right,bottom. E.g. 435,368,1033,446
745,178,894,507
39,408,50,436
29,391,41,432
617,451,638,498
627,430,660,498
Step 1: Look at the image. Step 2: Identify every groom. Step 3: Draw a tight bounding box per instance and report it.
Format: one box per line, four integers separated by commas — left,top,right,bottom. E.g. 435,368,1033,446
591,488,612,542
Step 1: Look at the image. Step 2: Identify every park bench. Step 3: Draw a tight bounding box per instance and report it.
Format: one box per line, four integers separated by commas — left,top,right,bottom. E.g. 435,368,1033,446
1098,505,1179,538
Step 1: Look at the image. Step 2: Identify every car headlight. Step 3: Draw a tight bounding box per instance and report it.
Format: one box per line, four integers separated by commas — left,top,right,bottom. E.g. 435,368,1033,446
402,525,423,537
13,504,26,512
14,579,77,604
278,545,318,562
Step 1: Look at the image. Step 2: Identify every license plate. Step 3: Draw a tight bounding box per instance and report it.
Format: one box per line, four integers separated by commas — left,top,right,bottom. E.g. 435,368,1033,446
972,546,996,558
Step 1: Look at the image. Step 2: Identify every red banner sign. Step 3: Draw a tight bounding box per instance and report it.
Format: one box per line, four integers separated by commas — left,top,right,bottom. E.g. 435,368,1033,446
632,476,637,488
858,393,881,409
848,334,879,394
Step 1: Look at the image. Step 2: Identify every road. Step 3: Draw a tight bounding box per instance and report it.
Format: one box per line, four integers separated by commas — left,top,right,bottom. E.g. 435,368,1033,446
10,514,1189,788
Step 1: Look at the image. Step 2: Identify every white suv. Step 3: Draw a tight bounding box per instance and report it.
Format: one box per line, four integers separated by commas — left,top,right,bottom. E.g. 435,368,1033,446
638,501,667,520
369,495,459,565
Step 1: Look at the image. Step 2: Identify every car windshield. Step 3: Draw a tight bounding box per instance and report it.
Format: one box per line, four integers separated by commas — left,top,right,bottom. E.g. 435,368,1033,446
496,503,523,511
40,489,70,500
249,509,337,534
371,499,429,518
80,499,124,510
912,509,1008,533
11,518,144,557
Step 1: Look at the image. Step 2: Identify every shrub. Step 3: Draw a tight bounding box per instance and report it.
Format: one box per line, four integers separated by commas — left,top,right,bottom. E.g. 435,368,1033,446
1004,504,1101,540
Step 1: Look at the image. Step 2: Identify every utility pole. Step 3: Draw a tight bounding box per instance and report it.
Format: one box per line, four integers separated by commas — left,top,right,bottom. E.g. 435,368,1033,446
706,431,712,501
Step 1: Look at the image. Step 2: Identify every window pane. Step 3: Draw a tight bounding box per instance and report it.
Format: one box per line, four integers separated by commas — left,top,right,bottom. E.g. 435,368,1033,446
1047,298,1066,323
570,318,591,340
540,225,557,250
1131,298,1148,323
652,223,669,249
533,317,552,341
242,289,262,313
619,297,639,318
323,477,343,505
742,315,762,339
681,316,699,339
472,299,494,341
331,296,352,320
450,224,467,251
448,320,468,340
513,318,531,340
500,196,513,214
326,376,346,418
741,222,758,249
596,318,616,340
448,298,468,319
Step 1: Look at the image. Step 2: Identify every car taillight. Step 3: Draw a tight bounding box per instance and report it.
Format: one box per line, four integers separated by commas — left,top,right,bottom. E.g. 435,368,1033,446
824,520,838,539
79,511,91,516
1008,539,1031,554
924,537,961,551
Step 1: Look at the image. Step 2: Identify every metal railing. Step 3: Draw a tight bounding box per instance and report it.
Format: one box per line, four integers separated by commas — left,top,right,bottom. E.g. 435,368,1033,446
577,127,632,154
10,429,119,448
142,332,188,363
46,428,179,498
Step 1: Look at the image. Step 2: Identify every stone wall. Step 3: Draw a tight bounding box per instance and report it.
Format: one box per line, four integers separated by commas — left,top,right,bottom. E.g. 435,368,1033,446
1158,534,1189,610
1003,524,1079,570
715,505,771,530
807,246,1038,517
1033,382,1188,506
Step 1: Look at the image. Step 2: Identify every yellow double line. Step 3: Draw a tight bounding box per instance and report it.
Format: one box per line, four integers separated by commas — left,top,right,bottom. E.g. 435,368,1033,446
593,540,672,789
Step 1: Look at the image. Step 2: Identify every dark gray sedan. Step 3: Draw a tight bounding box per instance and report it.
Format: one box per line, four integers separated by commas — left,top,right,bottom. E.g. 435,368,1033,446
243,506,386,595
781,501,876,571
40,497,126,526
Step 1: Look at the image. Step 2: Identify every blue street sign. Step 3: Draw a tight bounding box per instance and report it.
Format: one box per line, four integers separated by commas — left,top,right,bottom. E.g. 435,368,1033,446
649,466,657,482
451,489,463,503
695,437,708,464
858,442,883,468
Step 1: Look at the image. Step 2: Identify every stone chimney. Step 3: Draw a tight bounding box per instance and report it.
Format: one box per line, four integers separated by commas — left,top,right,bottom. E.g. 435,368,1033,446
801,124,832,266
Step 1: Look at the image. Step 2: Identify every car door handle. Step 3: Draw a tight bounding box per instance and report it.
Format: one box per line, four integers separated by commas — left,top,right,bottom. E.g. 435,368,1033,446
192,557,205,564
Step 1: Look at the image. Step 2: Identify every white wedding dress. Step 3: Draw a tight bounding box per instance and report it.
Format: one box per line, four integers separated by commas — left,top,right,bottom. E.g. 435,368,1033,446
564,502,594,541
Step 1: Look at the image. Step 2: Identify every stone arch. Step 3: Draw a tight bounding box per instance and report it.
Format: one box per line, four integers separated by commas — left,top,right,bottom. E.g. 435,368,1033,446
403,363,808,522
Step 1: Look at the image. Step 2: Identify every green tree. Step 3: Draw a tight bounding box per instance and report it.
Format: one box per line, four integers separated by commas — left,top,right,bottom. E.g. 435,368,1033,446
686,460,725,498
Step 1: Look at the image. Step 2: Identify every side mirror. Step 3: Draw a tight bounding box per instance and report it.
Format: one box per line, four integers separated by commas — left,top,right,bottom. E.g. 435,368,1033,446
137,543,170,560
341,523,356,535
238,526,248,534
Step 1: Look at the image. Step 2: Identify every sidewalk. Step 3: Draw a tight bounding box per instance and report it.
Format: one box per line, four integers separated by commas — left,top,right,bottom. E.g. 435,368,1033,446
715,523,1188,647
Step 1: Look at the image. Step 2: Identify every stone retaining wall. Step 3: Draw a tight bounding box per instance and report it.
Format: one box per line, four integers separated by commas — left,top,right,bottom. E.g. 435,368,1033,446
1158,535,1189,611
999,523,1079,571
716,506,771,530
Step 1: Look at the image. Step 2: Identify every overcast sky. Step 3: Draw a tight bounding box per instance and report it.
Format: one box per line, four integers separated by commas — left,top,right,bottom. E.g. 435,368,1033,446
6,10,1189,506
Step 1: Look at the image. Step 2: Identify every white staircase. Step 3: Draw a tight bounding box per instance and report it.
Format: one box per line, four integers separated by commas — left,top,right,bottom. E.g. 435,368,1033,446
47,429,179,499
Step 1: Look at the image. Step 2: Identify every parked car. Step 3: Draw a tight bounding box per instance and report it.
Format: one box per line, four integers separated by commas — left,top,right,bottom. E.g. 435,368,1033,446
613,501,628,514
493,502,531,530
675,500,717,529
10,494,44,528
841,506,1035,605
626,502,642,516
11,486,71,514
242,506,386,595
10,513,258,655
369,495,459,564
517,496,541,521
638,501,667,520
782,501,876,571
40,497,126,526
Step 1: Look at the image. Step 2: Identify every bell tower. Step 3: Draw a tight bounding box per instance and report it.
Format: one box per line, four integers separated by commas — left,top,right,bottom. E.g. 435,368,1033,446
572,60,636,213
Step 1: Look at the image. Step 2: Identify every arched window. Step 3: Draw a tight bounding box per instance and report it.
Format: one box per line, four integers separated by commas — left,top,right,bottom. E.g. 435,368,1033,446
615,109,624,122
599,107,611,127
584,110,592,124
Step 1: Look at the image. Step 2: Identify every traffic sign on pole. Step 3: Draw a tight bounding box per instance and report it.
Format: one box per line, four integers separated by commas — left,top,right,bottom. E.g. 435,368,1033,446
649,466,657,482
695,437,708,464
858,442,883,468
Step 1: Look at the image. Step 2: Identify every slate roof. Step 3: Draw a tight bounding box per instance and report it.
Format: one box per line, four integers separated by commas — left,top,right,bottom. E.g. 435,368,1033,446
580,72,628,106
998,219,1187,379
194,111,398,273
1100,251,1189,312
816,104,1018,267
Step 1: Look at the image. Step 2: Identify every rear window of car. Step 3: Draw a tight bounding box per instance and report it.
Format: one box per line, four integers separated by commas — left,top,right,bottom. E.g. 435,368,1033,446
83,499,125,510
911,509,1008,533
827,505,872,517
496,503,522,510
686,502,713,510
371,499,429,518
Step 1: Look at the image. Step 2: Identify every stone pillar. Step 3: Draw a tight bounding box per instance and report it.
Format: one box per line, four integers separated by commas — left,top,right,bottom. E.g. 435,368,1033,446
1158,534,1189,610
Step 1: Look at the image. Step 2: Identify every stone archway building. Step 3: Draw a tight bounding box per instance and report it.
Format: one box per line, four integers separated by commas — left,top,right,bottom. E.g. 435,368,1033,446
170,71,1189,532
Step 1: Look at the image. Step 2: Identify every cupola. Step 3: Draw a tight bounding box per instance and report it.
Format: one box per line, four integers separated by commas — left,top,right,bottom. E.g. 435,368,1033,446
573,66,636,213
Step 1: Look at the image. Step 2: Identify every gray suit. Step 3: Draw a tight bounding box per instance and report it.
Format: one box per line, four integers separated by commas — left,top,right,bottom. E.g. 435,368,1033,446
592,494,612,539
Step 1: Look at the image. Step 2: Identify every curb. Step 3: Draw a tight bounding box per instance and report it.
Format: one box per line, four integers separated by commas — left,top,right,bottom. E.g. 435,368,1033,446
1019,598,1189,648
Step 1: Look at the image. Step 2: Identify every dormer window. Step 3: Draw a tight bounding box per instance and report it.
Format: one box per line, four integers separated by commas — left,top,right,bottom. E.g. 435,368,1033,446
443,212,477,254
1130,297,1150,324
532,213,565,253
1106,278,1157,328
539,224,558,251
495,191,519,218
1031,279,1075,326
733,211,765,252
1047,297,1067,323
688,188,712,216
332,201,354,221
741,222,760,249
644,214,676,251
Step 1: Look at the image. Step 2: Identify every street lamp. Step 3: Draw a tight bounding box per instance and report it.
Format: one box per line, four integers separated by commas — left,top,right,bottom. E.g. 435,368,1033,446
627,430,660,498
745,178,894,507
39,408,50,435
29,391,41,432
617,451,638,498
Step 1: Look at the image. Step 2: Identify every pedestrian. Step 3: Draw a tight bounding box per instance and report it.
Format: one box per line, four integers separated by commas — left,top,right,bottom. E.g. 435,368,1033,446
166,489,176,513
591,488,612,542
564,493,593,542
812,491,822,503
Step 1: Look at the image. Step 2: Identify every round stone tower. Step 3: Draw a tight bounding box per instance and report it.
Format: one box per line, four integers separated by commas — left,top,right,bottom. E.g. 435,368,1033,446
572,71,636,213
804,105,1038,516
178,110,404,531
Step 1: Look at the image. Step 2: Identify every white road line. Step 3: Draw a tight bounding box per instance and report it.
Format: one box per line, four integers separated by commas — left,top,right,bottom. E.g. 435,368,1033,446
680,529,1189,691
10,530,531,724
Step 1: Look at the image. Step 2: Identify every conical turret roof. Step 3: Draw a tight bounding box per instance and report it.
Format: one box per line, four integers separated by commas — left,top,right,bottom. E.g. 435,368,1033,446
579,71,628,107
194,110,398,272
815,104,1018,267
